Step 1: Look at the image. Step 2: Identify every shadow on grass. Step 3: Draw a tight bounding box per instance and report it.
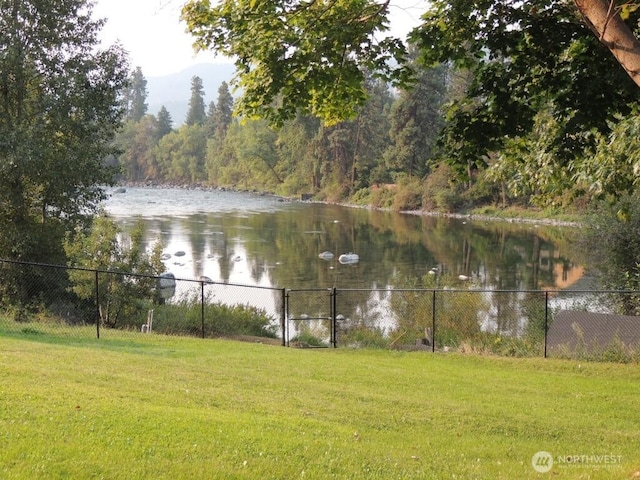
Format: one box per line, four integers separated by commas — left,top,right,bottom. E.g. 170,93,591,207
0,325,179,356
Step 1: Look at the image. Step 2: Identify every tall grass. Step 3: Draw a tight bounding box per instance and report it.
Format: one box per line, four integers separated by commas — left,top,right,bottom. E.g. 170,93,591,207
1,331,639,479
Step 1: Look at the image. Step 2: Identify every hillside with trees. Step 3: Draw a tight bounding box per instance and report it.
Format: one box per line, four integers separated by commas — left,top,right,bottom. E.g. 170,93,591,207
109,0,640,216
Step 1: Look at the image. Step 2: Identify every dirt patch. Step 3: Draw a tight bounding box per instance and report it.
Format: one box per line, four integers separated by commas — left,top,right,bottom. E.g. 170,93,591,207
221,334,282,345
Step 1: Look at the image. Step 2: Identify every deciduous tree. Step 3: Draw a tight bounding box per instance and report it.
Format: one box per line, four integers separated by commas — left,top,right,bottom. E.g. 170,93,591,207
0,0,128,269
181,0,412,126
574,0,640,87
65,215,165,327
413,0,640,192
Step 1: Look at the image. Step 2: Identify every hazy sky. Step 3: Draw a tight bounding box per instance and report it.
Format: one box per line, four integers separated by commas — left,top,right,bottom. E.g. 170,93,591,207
93,0,428,77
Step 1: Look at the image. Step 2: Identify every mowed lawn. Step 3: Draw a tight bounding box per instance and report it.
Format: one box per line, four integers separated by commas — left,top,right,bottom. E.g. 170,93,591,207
0,332,639,479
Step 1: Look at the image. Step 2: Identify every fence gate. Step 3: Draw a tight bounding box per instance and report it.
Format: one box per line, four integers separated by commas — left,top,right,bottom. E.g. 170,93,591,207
285,288,337,347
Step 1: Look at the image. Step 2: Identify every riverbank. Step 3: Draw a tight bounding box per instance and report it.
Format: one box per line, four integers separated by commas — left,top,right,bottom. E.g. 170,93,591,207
401,208,581,227
114,181,582,227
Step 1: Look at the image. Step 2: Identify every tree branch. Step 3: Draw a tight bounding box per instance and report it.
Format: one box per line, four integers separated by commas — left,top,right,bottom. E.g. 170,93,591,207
574,0,640,87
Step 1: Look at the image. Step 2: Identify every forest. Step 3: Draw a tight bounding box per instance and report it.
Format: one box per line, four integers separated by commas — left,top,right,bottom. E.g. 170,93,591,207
116,61,454,212
117,0,640,215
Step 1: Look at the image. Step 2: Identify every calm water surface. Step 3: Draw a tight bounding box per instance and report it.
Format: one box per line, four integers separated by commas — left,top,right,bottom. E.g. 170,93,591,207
103,187,587,291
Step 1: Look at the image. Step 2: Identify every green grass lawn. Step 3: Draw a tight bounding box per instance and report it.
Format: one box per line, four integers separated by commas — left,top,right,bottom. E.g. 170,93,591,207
0,330,638,479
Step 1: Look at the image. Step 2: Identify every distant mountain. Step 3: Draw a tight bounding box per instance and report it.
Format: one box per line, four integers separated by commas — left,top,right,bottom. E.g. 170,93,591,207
146,63,236,126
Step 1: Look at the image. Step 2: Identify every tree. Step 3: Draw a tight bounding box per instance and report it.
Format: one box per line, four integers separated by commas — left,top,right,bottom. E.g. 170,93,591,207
579,194,640,315
185,75,207,126
181,0,640,129
213,81,234,140
205,101,217,136
574,0,640,87
125,66,148,122
412,0,640,195
156,106,174,138
155,125,208,183
65,214,165,327
232,119,282,189
343,76,394,193
0,0,128,270
274,115,322,195
181,0,412,126
383,61,447,180
116,116,161,182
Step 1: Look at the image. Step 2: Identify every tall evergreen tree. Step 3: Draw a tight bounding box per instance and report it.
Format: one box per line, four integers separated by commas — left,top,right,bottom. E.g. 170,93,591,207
213,81,234,139
156,106,173,139
125,66,148,122
185,75,206,125
204,82,234,184
384,62,447,179
205,101,217,136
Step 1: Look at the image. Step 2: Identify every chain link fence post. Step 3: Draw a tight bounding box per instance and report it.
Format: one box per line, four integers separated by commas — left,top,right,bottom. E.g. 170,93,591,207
94,269,100,339
432,289,436,352
280,288,286,346
331,287,337,348
544,290,549,358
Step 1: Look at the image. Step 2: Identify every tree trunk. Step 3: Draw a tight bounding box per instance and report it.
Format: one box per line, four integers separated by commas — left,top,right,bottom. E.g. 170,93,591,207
575,0,640,87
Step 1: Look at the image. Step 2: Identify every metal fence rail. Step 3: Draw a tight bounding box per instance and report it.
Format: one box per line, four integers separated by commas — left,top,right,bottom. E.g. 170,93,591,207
1,259,640,361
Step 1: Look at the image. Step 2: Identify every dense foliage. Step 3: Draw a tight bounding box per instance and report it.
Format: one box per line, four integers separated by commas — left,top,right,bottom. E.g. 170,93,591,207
64,215,165,327
414,0,640,203
0,0,128,309
0,0,128,260
114,65,458,205
114,1,640,212
579,195,640,314
181,0,412,126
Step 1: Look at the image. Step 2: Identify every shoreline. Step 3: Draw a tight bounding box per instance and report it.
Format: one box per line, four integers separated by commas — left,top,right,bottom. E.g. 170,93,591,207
114,181,581,228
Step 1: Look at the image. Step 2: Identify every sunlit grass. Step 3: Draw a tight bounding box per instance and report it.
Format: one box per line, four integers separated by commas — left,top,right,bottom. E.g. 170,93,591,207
1,331,639,479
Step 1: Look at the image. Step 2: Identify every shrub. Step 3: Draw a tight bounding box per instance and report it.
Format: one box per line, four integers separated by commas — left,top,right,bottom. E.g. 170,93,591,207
339,326,388,349
64,214,165,328
422,163,462,212
148,293,277,339
290,331,328,347
579,194,640,315
392,175,423,211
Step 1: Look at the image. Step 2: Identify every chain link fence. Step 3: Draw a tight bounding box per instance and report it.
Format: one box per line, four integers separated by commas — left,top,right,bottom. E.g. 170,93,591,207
0,259,284,344
2,259,640,361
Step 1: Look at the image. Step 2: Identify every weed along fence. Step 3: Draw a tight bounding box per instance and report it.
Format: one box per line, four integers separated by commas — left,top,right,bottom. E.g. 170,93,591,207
2,258,640,361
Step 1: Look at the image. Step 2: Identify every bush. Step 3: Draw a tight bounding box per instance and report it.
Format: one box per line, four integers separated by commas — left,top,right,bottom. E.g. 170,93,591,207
149,294,277,339
339,326,388,349
579,194,640,315
422,163,462,212
290,331,328,347
392,176,423,211
461,170,503,207
350,187,374,206
65,215,165,328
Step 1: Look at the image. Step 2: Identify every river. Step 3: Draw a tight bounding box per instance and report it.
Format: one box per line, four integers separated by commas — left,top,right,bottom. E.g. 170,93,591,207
103,186,588,291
